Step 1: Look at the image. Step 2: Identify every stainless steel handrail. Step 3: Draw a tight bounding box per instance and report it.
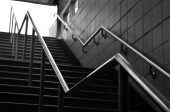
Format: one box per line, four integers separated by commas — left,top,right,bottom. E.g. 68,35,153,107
26,11,69,93
67,53,170,112
60,0,72,17
12,7,170,112
53,13,170,111
55,13,170,80
55,14,84,45
115,53,170,112
9,6,19,33
101,26,170,79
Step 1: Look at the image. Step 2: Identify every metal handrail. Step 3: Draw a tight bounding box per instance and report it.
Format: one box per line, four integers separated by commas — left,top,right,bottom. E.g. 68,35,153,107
53,13,170,111
13,10,69,92
55,12,170,80
9,6,19,33
11,6,170,112
115,53,170,112
25,11,69,93
67,53,170,112
60,0,72,17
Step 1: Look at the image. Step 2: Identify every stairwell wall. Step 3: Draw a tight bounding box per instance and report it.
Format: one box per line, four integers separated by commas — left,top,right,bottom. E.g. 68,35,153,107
62,0,170,102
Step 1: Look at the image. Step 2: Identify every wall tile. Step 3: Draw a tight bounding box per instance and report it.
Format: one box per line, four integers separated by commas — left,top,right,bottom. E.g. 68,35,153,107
143,11,152,34
164,40,170,65
121,0,128,17
135,19,143,41
165,89,170,101
133,58,144,75
134,0,142,22
128,26,135,44
145,71,164,93
152,3,162,27
163,0,170,19
97,43,116,66
153,45,164,65
152,0,161,7
153,24,163,49
115,0,121,7
164,64,170,91
114,40,121,54
163,18,170,43
114,5,121,23
70,41,84,59
128,0,134,10
142,0,152,15
128,49,137,63
108,12,115,29
134,0,139,4
121,15,128,34
108,0,115,14
113,22,121,36
128,7,134,28
122,31,128,42
143,31,153,53
143,60,150,76
135,38,143,53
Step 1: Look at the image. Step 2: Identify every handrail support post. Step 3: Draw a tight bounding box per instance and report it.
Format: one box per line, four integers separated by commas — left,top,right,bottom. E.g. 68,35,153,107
39,49,45,112
118,65,129,112
23,16,28,61
29,28,35,86
58,83,64,112
12,22,17,56
15,33,19,60
10,13,14,43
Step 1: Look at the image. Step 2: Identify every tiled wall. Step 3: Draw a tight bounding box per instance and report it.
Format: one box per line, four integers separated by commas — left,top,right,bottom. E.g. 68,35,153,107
63,0,170,102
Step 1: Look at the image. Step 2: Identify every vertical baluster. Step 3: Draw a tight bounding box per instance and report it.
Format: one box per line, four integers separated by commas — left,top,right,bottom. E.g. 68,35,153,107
10,13,14,43
23,16,28,61
58,83,64,112
39,49,45,112
118,66,129,112
9,6,12,33
15,15,27,61
15,32,19,60
29,28,35,86
12,22,17,56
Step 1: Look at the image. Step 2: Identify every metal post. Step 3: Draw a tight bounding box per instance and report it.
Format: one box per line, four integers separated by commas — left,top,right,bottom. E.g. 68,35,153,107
118,66,129,112
29,28,35,86
12,22,17,56
58,83,64,112
39,49,45,112
15,32,19,60
9,6,12,33
10,13,14,43
23,16,28,61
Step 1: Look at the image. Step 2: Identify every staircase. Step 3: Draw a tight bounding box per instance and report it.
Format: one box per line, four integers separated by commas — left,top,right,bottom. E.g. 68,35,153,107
0,31,156,112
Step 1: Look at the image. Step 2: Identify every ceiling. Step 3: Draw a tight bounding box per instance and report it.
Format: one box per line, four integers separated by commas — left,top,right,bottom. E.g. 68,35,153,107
12,0,59,6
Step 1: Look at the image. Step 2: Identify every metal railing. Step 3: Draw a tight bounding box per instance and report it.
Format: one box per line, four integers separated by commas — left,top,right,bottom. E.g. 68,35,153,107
55,13,170,79
9,6,19,34
52,12,170,112
10,6,170,112
60,0,72,17
9,6,20,56
10,9,69,112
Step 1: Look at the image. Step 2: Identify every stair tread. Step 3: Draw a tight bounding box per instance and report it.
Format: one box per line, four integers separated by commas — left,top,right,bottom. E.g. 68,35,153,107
0,32,156,112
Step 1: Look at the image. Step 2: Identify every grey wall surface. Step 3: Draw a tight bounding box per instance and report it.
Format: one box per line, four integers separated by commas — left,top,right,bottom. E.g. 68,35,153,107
63,0,170,101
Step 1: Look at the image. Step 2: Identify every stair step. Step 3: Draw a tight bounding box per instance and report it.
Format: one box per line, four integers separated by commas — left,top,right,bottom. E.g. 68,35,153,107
0,101,38,112
0,76,116,93
0,32,156,112
0,101,116,112
0,91,116,109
